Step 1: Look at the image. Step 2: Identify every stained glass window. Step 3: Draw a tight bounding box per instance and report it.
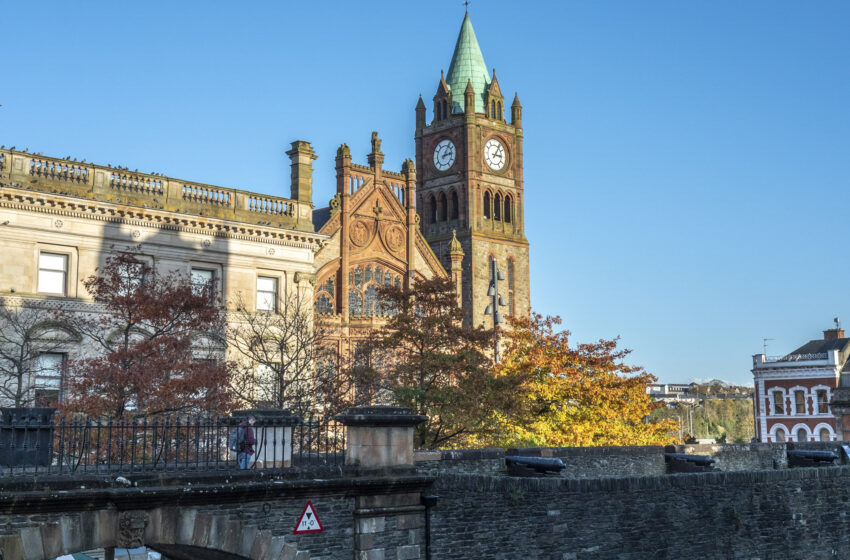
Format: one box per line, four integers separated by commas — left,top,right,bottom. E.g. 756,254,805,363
349,290,362,316
315,294,333,314
354,267,362,289
384,271,392,285
325,277,334,296
364,266,372,283
365,285,379,316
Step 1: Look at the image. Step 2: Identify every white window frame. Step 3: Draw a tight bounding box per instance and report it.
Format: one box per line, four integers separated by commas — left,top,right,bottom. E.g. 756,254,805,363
768,387,787,416
34,245,78,297
38,252,69,296
256,276,279,312
790,423,812,442
813,422,835,442
34,351,66,404
790,386,808,416
812,385,832,415
769,423,789,443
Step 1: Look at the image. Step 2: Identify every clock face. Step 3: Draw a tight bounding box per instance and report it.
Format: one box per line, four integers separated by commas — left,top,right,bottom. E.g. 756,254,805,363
433,139,456,171
484,138,506,171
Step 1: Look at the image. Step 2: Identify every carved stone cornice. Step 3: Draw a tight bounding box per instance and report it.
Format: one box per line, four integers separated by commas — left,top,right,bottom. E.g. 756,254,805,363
0,183,329,250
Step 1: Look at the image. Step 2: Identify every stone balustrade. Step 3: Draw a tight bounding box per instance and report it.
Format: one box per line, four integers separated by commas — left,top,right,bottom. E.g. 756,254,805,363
0,148,309,231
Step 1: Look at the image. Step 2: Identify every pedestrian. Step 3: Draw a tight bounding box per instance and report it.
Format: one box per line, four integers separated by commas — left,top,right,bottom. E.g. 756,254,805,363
237,415,257,469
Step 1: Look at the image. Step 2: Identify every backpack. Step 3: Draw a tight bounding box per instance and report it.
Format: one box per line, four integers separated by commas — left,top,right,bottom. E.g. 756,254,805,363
228,425,244,452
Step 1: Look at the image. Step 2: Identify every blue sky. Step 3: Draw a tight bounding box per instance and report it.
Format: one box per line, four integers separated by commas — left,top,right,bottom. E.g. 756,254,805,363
3,1,849,386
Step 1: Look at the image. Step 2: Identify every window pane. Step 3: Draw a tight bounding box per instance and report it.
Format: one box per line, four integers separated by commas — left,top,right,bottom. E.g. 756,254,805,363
36,352,64,390
795,391,805,414
818,390,828,414
820,428,830,442
257,276,277,292
39,253,67,271
775,428,785,442
38,270,66,295
772,391,784,415
796,429,807,442
191,269,213,284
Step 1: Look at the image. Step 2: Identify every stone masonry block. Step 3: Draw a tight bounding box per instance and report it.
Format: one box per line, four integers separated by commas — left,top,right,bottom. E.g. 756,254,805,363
239,525,259,558
60,514,82,555
357,516,386,534
396,513,424,530
221,520,244,554
250,529,273,559
192,514,212,548
20,527,44,560
280,541,299,560
39,523,62,559
358,549,385,560
396,544,421,560
0,535,24,560
356,533,375,549
177,508,198,545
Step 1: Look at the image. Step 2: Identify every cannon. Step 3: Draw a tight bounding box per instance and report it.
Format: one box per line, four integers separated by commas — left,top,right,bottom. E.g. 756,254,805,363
787,449,837,468
664,452,716,473
504,455,565,476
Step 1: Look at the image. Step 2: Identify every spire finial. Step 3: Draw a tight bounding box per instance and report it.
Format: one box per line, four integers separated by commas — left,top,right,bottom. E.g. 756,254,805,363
463,1,470,13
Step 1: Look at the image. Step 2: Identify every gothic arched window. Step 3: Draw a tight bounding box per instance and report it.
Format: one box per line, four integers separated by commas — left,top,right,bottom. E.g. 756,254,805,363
354,267,363,289
497,102,502,119
450,190,459,220
349,290,363,316
384,271,392,285
504,195,512,223
364,265,372,284
429,194,437,224
483,192,491,220
438,192,447,222
491,100,496,118
494,194,502,221
315,294,333,314
365,285,379,316
324,277,334,296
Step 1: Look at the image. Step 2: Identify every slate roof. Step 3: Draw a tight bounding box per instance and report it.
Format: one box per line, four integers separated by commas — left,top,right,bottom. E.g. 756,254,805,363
446,13,490,114
788,338,850,356
312,207,331,231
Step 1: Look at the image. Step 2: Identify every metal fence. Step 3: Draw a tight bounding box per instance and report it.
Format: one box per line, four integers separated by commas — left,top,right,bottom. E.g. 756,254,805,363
0,413,345,476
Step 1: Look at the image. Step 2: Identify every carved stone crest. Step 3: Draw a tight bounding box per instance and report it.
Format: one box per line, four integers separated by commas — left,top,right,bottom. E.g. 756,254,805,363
53,219,64,229
118,510,149,548
384,224,405,253
350,220,371,247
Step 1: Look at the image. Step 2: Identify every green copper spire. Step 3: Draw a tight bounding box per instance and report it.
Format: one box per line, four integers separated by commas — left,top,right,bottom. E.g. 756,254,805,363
446,13,490,114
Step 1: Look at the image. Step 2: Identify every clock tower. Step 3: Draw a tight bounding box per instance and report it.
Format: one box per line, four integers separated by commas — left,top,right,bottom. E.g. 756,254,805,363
414,12,530,327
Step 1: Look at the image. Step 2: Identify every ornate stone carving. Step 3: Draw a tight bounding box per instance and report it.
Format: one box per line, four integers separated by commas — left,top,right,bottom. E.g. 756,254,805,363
294,272,316,286
329,193,341,217
350,219,371,247
384,224,405,253
132,229,141,239
202,239,212,248
118,510,149,548
266,247,275,256
370,131,382,154
53,219,64,229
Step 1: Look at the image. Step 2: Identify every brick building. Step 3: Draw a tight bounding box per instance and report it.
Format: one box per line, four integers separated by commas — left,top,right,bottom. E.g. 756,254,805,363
752,327,850,442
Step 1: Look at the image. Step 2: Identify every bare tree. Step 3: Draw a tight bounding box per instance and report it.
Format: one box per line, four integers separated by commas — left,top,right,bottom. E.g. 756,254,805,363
0,297,76,407
227,290,336,417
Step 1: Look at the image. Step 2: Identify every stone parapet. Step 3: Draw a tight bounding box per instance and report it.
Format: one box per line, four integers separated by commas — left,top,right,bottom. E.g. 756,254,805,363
336,406,426,468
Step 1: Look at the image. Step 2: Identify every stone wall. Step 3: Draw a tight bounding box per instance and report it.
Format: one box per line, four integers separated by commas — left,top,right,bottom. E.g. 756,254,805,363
429,467,850,560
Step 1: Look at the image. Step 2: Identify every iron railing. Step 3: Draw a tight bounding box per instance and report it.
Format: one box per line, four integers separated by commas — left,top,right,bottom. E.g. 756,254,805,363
766,352,830,363
0,413,345,476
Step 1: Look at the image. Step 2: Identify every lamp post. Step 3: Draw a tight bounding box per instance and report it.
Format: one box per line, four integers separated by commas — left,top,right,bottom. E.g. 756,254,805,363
484,262,507,362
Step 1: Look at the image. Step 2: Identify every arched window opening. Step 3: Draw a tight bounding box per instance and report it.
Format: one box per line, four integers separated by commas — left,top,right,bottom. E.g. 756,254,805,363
494,194,502,221
354,267,363,289
796,428,807,442
438,192,448,222
315,294,333,314
365,285,379,316
450,190,459,220
774,428,786,442
384,271,392,285
349,290,363,316
483,192,491,220
820,428,831,442
491,100,496,118
428,195,437,224
504,195,512,223
364,265,372,284
497,102,502,119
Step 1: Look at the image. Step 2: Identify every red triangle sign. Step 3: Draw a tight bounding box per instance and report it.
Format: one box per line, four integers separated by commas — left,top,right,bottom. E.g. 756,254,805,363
293,501,324,534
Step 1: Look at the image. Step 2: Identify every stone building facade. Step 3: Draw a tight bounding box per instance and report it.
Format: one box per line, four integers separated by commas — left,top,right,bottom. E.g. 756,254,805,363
0,144,325,405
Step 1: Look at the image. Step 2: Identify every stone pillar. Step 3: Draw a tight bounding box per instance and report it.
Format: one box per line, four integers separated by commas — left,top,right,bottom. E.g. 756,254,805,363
403,158,417,289
831,375,850,441
231,408,299,468
335,406,426,467
286,141,317,231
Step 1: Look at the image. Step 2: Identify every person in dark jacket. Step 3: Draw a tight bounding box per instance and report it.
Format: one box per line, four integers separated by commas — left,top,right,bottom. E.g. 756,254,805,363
237,415,257,469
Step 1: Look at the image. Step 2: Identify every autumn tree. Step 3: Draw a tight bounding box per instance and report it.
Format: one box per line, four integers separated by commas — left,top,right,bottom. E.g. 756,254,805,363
62,248,233,417
489,313,678,447
0,297,76,407
226,290,342,417
367,276,498,449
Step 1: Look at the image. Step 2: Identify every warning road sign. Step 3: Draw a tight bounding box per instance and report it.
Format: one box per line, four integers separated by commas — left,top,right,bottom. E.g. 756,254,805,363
293,501,323,534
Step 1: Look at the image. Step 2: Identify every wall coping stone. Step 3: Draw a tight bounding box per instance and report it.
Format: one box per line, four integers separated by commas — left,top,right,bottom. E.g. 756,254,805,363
229,408,300,427
336,406,427,427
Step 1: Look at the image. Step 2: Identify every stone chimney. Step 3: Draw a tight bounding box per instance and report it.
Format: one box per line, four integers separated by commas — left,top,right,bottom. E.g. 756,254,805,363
824,328,845,340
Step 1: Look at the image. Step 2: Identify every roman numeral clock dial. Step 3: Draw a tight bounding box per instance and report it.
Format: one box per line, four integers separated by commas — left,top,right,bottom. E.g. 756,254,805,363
484,138,506,171
433,139,456,171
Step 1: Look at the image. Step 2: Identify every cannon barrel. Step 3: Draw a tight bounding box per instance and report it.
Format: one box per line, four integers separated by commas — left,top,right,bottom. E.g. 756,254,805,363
505,455,565,476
